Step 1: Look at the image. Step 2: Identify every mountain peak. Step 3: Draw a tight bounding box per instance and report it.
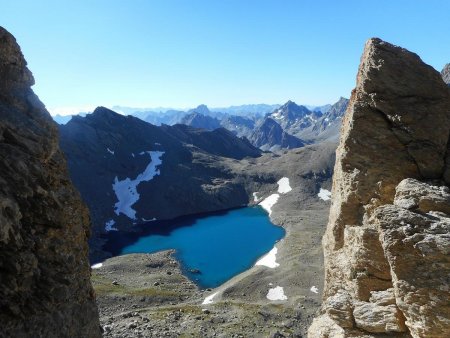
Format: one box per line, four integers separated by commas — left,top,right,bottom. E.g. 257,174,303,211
189,104,211,115
92,106,117,116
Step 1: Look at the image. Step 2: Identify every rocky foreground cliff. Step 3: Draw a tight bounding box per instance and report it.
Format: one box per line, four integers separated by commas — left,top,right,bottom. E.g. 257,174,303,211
0,27,100,337
309,39,450,337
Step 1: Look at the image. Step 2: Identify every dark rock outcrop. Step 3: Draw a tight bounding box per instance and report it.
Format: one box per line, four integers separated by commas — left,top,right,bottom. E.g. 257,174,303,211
249,118,305,151
0,27,100,337
309,38,450,337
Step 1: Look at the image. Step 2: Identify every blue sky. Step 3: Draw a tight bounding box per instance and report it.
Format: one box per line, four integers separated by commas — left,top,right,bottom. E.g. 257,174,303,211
2,0,450,114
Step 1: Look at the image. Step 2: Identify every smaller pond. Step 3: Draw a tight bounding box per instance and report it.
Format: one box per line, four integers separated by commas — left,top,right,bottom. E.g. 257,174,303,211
103,207,285,288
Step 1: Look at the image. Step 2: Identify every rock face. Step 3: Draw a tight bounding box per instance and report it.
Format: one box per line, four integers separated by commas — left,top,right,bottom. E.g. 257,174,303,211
442,63,450,85
0,27,100,337
308,38,450,337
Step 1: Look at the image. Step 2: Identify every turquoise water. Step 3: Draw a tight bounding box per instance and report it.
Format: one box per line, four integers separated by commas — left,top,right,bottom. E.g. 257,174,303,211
103,207,284,288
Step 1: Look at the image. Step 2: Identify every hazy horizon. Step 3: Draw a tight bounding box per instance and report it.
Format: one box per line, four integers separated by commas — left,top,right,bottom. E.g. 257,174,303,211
2,0,449,114
48,101,329,117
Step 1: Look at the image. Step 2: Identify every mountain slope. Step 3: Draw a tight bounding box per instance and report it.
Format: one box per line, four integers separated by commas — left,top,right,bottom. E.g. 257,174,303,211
179,112,221,130
59,107,263,260
249,118,305,151
219,114,256,138
309,97,349,141
162,124,261,159
269,100,321,132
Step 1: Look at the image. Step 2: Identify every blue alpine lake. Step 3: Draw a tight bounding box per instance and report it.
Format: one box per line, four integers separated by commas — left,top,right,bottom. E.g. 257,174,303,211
103,207,285,288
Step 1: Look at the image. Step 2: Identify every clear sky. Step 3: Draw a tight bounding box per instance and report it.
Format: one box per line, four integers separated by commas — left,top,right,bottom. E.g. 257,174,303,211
2,0,450,114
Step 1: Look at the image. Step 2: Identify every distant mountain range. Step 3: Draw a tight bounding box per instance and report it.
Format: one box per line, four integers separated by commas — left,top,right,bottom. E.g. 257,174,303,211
54,98,349,152
58,105,338,263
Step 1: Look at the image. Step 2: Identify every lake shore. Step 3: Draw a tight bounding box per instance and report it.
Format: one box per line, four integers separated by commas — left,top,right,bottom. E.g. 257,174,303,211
92,178,331,337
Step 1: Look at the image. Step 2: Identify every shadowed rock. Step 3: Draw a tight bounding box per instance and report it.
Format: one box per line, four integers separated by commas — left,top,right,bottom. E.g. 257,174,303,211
0,27,100,337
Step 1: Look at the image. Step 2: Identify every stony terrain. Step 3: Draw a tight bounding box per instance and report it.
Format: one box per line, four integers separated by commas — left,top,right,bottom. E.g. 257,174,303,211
0,27,100,337
309,38,450,337
91,142,337,337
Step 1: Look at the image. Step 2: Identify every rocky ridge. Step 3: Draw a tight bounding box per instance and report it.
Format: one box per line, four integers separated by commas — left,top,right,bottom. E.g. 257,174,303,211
312,97,349,137
0,27,100,337
269,100,321,134
309,38,450,337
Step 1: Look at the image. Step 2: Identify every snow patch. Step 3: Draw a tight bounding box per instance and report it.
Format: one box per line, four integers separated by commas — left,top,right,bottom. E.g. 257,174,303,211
255,246,280,268
267,286,287,301
272,112,281,119
105,219,117,231
318,188,331,201
259,194,279,215
91,263,103,269
277,177,292,194
131,153,135,157
310,286,319,294
107,148,114,155
202,292,218,305
258,177,291,215
112,151,164,219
